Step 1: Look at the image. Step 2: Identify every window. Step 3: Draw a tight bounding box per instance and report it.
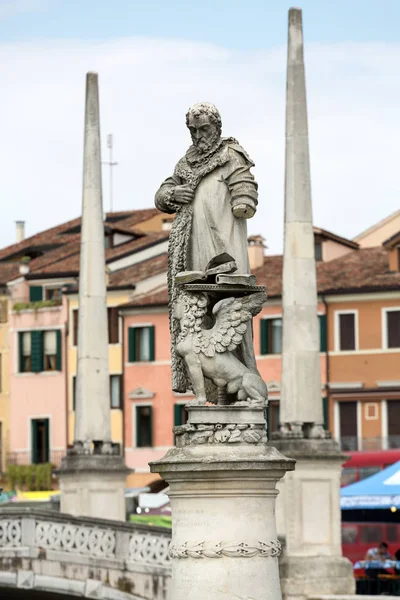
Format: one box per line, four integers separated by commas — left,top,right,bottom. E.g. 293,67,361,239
110,375,122,409
266,402,280,436
108,307,119,344
339,401,358,451
29,286,43,302
174,404,188,427
0,299,7,323
336,312,356,351
44,331,57,371
73,308,120,345
18,330,61,373
128,326,155,362
20,332,32,372
45,287,62,302
136,405,153,447
315,242,323,262
260,318,282,354
385,309,400,349
388,400,400,448
72,310,79,346
73,374,122,410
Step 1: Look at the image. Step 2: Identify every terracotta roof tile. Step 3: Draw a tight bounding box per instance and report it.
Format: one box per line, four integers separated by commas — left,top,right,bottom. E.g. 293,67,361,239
120,286,169,309
110,254,168,287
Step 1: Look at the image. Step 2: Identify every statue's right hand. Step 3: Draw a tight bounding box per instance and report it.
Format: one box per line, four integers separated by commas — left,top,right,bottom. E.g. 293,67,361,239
174,185,194,204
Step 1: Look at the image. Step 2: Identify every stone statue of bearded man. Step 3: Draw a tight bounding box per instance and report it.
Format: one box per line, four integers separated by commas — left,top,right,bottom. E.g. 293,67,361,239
155,102,259,394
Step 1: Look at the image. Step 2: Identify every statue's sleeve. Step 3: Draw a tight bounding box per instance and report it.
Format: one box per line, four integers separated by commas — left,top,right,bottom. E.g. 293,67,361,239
224,147,258,215
155,173,183,214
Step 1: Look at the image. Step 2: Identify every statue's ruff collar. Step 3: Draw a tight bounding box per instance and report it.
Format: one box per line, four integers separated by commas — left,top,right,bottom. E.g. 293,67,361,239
185,137,239,168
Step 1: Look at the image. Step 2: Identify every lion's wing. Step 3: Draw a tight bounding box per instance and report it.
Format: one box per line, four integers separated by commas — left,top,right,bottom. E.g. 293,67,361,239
196,292,266,357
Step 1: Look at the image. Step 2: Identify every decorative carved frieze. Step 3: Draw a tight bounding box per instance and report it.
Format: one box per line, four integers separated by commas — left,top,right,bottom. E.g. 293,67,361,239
169,540,281,559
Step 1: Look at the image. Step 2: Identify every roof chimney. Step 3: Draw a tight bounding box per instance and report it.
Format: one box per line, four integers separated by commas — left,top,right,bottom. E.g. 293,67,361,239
15,221,25,243
248,235,266,271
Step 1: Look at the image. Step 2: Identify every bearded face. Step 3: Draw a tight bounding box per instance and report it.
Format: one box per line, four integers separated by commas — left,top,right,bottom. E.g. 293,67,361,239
187,113,221,154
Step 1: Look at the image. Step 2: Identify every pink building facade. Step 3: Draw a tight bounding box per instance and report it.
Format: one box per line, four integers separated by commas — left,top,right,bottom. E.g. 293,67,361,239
8,278,67,467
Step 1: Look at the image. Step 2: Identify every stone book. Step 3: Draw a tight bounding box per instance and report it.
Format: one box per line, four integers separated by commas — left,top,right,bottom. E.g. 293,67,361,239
176,252,237,284
215,273,256,286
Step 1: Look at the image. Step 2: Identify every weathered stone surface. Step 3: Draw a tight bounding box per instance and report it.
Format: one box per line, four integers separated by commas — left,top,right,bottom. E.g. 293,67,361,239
280,8,323,432
151,406,294,600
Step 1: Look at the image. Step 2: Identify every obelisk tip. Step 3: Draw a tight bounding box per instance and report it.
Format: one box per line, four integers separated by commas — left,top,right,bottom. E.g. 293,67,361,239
288,7,303,27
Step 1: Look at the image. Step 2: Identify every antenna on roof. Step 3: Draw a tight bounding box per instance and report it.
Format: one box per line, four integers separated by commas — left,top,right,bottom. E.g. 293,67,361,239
102,133,118,214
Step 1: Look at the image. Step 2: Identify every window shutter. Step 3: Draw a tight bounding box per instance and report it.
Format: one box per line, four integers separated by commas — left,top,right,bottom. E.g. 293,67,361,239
174,404,183,427
265,405,270,438
260,319,269,355
319,315,327,352
73,310,79,346
322,397,329,430
31,330,44,373
29,286,43,302
128,328,136,362
149,326,155,361
56,330,62,370
18,332,24,372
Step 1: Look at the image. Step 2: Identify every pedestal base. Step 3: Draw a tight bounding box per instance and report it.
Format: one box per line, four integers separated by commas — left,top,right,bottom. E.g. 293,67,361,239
151,406,295,600
271,438,355,600
58,454,130,521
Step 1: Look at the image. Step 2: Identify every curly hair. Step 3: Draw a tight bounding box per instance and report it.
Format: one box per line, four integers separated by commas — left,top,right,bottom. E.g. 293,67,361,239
177,291,208,341
185,102,222,136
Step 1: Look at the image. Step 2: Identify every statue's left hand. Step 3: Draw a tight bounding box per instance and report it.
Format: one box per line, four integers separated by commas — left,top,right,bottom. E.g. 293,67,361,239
232,203,255,219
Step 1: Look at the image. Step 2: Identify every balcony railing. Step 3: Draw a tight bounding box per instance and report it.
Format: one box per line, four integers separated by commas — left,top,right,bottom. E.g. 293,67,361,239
339,436,400,452
6,450,66,468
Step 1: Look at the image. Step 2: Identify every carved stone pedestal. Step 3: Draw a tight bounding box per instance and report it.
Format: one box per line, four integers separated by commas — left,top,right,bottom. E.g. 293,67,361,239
150,405,294,600
59,454,129,521
271,438,355,600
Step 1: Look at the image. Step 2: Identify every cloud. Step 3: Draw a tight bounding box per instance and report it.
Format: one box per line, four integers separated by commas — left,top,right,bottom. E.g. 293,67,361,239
0,0,50,18
0,37,399,253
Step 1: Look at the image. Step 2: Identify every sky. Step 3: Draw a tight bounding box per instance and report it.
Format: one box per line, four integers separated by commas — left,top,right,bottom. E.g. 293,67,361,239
1,0,400,253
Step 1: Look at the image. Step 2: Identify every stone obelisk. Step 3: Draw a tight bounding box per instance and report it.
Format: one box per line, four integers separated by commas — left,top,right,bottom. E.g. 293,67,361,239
271,10,354,600
280,6,323,438
59,73,128,521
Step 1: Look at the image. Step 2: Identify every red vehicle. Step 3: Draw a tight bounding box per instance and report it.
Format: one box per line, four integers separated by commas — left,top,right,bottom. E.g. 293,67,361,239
341,449,400,564
341,449,400,487
342,522,400,564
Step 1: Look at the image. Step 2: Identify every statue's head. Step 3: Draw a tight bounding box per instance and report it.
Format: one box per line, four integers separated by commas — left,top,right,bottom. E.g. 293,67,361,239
186,102,222,153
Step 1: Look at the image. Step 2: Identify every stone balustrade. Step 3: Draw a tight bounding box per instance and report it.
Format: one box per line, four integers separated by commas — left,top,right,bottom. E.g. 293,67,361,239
0,507,171,599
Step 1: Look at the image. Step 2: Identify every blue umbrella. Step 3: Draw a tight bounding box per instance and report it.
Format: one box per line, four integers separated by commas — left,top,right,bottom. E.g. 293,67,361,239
341,460,400,510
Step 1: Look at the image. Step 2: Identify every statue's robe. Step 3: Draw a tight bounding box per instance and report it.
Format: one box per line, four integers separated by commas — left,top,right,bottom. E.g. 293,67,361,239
155,138,260,394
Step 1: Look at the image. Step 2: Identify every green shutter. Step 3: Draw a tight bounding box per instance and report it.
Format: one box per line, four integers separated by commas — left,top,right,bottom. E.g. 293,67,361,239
31,330,44,373
128,328,136,362
18,332,24,373
260,319,269,355
149,326,155,361
174,404,183,427
319,315,327,352
56,330,62,371
31,420,37,464
322,396,329,430
29,286,43,302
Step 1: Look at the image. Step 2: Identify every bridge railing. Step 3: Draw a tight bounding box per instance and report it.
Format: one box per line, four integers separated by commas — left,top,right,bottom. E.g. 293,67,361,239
0,507,171,574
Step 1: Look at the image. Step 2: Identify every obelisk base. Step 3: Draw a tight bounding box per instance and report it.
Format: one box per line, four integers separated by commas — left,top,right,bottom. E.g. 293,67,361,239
59,454,130,521
151,405,295,600
271,439,355,600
